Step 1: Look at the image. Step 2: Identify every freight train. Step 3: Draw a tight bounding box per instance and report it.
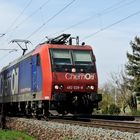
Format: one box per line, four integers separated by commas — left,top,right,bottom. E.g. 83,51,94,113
0,34,102,118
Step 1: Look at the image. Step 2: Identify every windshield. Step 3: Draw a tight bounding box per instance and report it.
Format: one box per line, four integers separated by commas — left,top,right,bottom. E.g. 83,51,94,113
51,49,72,65
73,50,92,65
50,49,93,65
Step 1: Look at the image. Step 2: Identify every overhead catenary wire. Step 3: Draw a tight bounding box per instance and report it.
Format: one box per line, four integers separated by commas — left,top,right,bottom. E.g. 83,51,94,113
0,34,5,38
10,0,51,33
48,0,136,37
0,0,51,51
37,0,135,45
26,0,76,39
0,0,33,49
0,0,76,64
83,10,140,40
5,0,33,34
0,49,17,51
0,0,139,63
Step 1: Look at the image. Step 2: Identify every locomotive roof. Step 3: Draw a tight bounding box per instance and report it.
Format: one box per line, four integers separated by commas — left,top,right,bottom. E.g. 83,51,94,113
0,42,93,73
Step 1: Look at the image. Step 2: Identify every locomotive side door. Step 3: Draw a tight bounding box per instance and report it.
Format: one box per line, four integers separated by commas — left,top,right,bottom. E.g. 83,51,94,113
2,71,7,96
32,55,37,92
32,54,42,93
0,74,4,97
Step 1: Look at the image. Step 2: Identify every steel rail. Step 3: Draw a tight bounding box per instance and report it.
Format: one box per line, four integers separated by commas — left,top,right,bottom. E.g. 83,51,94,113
49,118,140,133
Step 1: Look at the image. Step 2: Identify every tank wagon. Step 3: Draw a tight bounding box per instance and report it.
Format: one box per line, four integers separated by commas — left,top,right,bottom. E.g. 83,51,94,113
0,34,102,117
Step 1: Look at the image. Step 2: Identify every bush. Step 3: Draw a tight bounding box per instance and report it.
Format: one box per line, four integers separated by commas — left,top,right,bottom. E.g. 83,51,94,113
131,110,140,115
101,106,109,114
108,104,121,115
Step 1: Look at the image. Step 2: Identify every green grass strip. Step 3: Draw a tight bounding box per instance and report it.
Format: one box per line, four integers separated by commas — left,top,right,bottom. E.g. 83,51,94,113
0,130,36,140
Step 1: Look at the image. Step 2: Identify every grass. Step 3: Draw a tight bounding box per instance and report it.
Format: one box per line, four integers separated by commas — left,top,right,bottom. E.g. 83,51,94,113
0,130,36,140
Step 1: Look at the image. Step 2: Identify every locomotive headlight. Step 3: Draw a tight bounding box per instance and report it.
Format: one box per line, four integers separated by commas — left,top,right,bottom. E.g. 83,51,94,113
72,68,76,73
80,68,84,72
90,86,94,90
86,85,94,90
59,85,64,89
54,85,59,90
54,84,64,90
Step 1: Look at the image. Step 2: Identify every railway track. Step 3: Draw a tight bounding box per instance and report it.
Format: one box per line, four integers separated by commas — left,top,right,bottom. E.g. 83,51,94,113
1,113,140,134
49,117,140,133
5,116,140,140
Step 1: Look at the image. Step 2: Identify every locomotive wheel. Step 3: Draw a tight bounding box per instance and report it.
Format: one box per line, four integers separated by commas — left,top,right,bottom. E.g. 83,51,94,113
42,101,50,120
56,101,67,115
70,95,93,114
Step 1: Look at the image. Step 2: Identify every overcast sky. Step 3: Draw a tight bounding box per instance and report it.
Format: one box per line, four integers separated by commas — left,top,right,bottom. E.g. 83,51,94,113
0,0,140,86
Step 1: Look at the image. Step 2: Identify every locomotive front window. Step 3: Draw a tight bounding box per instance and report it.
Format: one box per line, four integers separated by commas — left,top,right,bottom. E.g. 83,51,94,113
51,49,72,65
50,49,95,72
73,50,93,65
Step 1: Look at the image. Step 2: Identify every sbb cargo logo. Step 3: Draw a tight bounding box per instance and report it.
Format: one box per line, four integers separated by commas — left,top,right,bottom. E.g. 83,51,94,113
65,73,95,80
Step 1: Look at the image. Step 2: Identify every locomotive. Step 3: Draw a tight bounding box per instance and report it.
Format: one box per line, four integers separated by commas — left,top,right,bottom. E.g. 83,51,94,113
0,34,102,117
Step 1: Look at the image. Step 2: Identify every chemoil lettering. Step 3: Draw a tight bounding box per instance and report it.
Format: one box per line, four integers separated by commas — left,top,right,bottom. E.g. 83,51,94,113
11,67,19,95
65,73,95,80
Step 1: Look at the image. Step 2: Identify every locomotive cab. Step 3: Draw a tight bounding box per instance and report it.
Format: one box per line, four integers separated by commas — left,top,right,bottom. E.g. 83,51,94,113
40,34,102,114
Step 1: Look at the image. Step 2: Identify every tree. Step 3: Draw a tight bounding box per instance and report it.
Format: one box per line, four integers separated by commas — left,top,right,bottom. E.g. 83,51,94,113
108,104,120,115
99,83,115,114
125,36,140,111
111,70,129,114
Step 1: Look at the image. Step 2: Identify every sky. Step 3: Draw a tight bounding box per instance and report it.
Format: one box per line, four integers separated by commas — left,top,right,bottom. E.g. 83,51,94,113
0,0,140,87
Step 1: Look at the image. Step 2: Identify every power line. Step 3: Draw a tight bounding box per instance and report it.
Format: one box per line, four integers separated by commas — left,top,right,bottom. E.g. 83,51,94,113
0,0,51,52
5,0,33,34
0,0,137,62
10,0,51,32
83,10,140,40
0,49,17,51
0,34,5,38
0,49,17,54
37,0,132,45
0,0,33,49
26,0,76,39
48,0,136,37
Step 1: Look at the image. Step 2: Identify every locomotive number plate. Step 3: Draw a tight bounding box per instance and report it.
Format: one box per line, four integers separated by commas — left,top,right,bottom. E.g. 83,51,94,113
66,86,84,90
